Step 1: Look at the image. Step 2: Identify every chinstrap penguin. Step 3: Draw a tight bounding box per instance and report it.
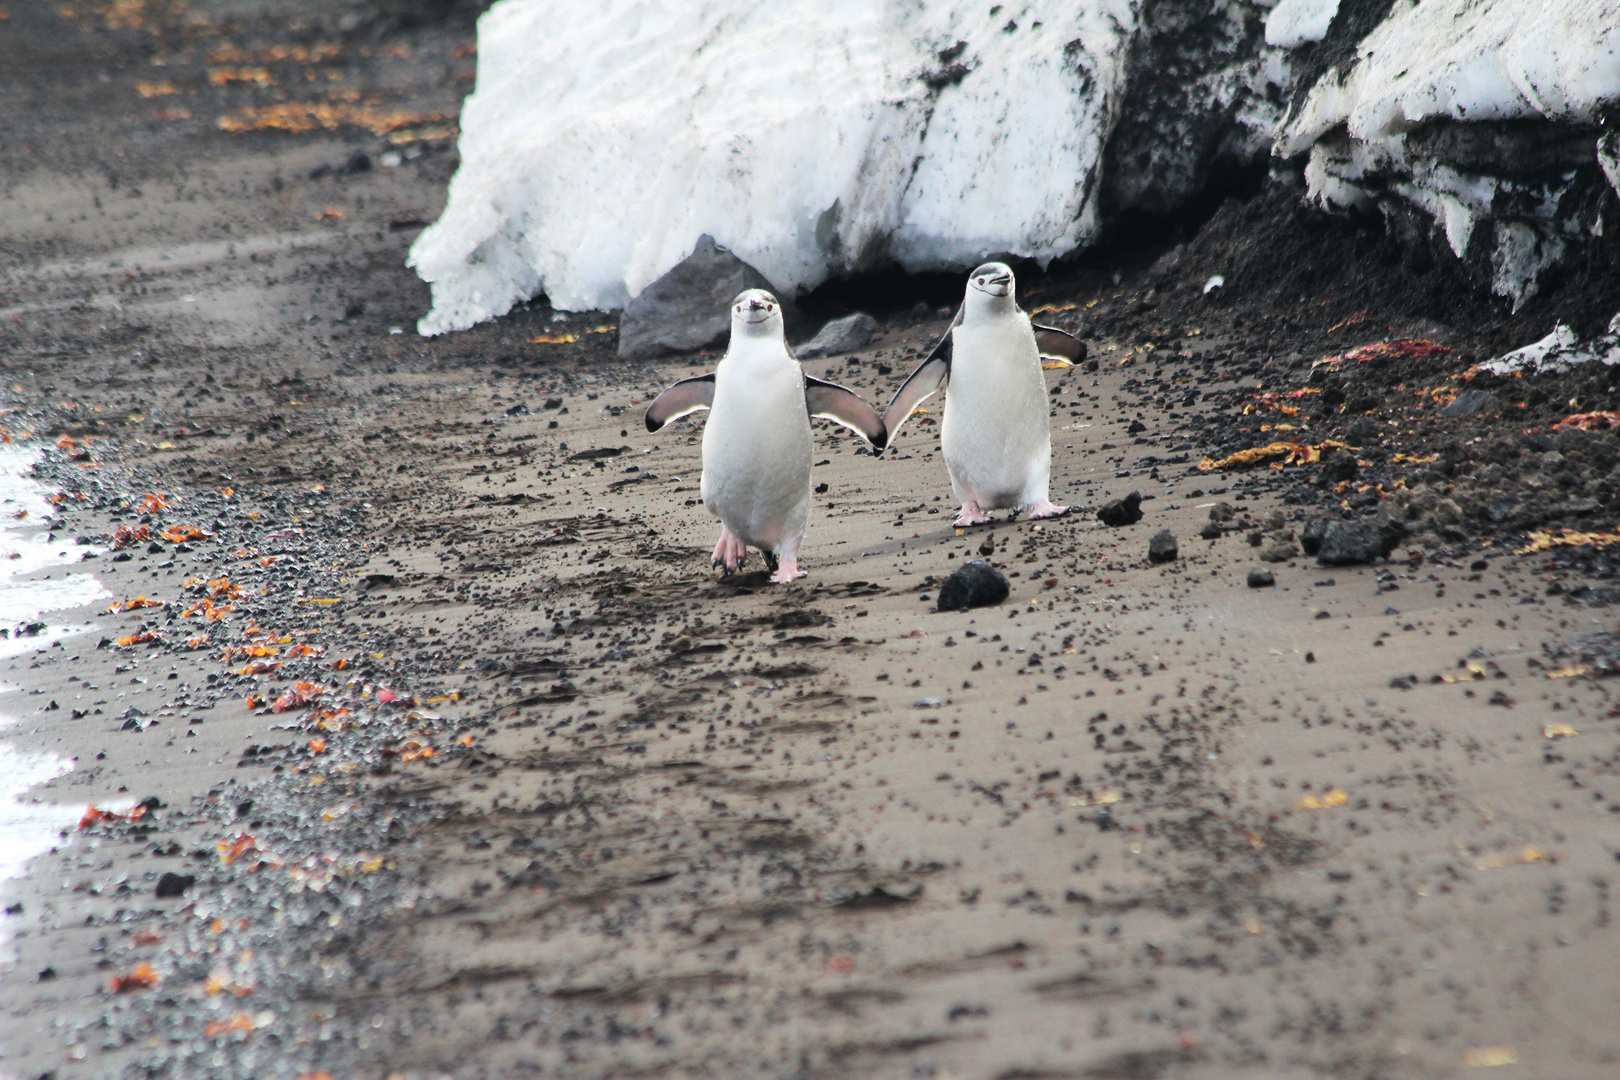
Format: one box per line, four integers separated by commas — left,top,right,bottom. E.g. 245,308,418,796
646,289,886,583
882,262,1081,526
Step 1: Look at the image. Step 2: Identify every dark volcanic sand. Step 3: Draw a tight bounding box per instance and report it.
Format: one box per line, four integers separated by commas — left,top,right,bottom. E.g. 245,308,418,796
3,4,1620,1080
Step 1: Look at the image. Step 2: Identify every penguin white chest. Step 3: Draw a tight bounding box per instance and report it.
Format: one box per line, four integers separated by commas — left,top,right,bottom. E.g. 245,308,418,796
941,316,1052,510
700,350,813,553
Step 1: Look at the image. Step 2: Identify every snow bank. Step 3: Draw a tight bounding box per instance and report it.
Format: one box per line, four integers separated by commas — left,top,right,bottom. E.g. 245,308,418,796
1479,315,1620,376
1276,0,1620,310
410,0,1136,332
1264,0,1339,50
1279,0,1620,154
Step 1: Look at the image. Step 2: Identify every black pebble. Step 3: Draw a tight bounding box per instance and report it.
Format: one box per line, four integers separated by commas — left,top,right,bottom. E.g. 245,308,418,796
154,872,195,899
1247,567,1275,588
1199,522,1221,539
937,561,1010,612
1096,491,1143,527
1148,529,1177,563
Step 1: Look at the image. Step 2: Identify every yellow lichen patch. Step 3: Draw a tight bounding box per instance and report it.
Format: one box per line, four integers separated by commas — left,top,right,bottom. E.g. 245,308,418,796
1543,723,1578,739
217,100,452,136
1462,1047,1518,1068
134,80,177,97
1199,440,1350,471
1293,788,1348,811
529,333,578,345
1518,528,1620,554
1474,845,1548,871
208,66,273,86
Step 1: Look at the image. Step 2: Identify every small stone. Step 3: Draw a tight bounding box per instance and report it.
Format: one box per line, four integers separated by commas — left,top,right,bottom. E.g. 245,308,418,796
1441,389,1501,418
1316,519,1401,565
1247,530,1263,546
1096,491,1143,527
1345,416,1378,444
1148,529,1178,563
937,561,1010,612
1247,567,1275,588
1199,522,1222,540
1300,516,1329,555
1317,448,1358,486
154,872,195,899
795,313,878,358
1208,501,1235,523
978,536,995,557
1260,541,1300,563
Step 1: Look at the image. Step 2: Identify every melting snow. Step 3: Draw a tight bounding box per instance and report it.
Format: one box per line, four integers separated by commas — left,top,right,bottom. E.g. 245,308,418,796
409,0,1137,331
1264,0,1340,49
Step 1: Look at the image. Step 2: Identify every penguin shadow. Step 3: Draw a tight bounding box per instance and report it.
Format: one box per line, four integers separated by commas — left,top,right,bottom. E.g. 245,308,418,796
703,567,778,594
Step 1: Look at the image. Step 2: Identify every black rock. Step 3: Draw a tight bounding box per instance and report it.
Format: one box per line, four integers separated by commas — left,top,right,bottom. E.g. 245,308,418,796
1345,416,1378,444
154,872,195,899
1441,389,1501,418
1096,491,1143,527
795,313,878,358
1199,522,1222,539
1316,519,1401,565
1247,567,1275,588
1317,448,1359,486
1148,529,1177,563
618,235,780,360
1300,516,1329,555
1260,541,1300,563
937,561,1010,612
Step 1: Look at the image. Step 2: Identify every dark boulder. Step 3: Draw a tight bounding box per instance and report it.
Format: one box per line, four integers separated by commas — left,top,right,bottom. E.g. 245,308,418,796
796,313,878,358
154,872,195,899
618,235,780,360
1441,389,1502,418
1148,529,1178,563
1097,491,1143,527
1316,519,1402,565
937,561,1010,612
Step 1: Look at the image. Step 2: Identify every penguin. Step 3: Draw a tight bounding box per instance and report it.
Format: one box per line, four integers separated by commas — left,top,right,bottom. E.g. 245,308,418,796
645,289,886,583
881,262,1083,526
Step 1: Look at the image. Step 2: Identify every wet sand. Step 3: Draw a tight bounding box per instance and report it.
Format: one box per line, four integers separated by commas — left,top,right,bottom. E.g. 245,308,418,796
2,3,1619,1079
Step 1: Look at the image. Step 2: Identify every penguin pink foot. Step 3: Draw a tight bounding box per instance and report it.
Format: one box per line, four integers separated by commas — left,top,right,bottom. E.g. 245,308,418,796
953,501,992,527
769,556,806,584
711,527,747,574
1027,499,1069,519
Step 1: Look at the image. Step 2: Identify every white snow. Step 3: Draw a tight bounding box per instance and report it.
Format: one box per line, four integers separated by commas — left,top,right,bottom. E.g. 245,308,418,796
1277,0,1620,312
1479,316,1620,376
1264,0,1339,49
1280,0,1620,155
410,0,1138,332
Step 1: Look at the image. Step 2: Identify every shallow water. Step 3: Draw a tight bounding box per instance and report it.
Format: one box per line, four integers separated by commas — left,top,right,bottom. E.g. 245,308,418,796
0,446,108,960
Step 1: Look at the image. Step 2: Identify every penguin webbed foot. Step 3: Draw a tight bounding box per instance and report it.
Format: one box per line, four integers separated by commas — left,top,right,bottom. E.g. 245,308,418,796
711,527,747,575
1027,499,1070,520
953,502,992,527
769,556,806,584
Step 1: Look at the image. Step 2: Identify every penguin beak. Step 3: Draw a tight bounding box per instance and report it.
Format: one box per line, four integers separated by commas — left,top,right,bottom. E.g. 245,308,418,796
737,296,777,323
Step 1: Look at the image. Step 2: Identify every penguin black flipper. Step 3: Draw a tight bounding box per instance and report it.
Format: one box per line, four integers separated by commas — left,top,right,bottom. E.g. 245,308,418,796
1033,324,1086,366
804,377,887,450
645,373,716,432
881,310,959,443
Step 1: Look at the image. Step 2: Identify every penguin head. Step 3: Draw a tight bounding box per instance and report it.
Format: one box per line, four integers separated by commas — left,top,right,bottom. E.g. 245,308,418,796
731,289,785,339
965,262,1015,314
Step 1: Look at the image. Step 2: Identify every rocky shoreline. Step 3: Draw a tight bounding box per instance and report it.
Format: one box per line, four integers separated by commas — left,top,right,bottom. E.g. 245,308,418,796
3,1,1620,1078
